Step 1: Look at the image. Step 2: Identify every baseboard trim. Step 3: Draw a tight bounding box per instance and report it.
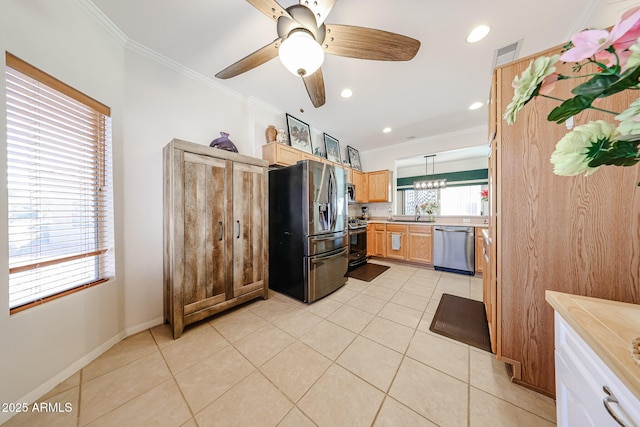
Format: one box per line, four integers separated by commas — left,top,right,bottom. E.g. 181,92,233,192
0,316,164,425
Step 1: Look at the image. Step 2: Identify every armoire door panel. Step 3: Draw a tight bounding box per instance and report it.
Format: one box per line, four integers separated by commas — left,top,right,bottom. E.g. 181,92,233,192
233,162,266,296
183,154,227,306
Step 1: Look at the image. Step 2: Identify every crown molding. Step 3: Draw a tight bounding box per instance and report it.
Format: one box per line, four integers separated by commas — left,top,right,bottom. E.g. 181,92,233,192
73,0,128,45
74,0,247,103
124,38,244,102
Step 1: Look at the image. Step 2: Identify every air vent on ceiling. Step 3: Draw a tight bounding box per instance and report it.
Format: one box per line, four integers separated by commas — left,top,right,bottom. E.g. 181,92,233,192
493,40,522,68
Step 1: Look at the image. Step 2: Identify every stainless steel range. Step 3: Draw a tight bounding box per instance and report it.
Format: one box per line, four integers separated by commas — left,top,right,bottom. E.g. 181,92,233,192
348,219,368,269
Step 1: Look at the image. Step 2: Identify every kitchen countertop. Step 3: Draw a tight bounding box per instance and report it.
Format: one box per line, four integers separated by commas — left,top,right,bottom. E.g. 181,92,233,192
366,218,488,228
545,291,640,401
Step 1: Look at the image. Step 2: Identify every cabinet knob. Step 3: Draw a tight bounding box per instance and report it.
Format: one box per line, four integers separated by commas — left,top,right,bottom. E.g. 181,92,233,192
602,386,629,427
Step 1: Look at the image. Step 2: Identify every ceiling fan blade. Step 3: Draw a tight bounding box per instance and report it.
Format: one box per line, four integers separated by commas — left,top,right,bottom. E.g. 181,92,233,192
215,38,281,79
246,0,292,22
300,0,336,27
323,24,420,61
302,69,326,108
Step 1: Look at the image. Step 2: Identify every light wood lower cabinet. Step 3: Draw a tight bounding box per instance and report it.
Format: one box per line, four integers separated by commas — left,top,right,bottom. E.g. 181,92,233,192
385,224,407,260
164,139,268,339
368,223,386,257
407,225,433,264
474,228,484,275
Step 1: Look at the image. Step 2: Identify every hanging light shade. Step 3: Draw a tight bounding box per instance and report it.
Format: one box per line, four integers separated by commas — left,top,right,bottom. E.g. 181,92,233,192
279,30,325,77
413,155,447,190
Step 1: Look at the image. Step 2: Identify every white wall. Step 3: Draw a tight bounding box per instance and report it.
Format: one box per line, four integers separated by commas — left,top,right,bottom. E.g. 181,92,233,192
0,1,286,421
360,126,487,173
0,0,126,420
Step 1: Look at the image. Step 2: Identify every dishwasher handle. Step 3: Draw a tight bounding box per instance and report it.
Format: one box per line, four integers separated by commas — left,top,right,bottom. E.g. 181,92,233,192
435,227,473,233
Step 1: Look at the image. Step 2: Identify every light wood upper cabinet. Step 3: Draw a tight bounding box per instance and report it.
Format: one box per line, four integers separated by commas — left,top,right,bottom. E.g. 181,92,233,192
385,224,407,260
367,170,393,203
164,139,269,339
262,142,301,167
407,225,432,264
352,170,368,203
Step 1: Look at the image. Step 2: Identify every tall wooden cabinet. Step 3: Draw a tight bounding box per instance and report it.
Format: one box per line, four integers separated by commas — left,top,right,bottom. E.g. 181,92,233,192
489,46,640,396
164,139,269,339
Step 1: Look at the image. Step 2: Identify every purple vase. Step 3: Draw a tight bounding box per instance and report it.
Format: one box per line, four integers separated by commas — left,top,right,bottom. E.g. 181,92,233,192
209,132,238,153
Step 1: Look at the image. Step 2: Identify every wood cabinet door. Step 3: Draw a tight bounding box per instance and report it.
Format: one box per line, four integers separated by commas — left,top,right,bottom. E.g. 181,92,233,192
367,170,390,202
181,152,228,318
366,225,373,256
385,224,407,260
474,229,484,274
407,225,432,264
232,161,267,298
372,224,386,257
352,170,368,203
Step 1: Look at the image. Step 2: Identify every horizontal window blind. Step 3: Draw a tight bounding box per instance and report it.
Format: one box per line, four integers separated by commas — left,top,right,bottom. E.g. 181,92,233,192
6,53,114,313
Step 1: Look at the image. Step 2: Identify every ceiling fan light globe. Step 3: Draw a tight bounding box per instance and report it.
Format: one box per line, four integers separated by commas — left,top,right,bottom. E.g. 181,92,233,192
279,30,325,77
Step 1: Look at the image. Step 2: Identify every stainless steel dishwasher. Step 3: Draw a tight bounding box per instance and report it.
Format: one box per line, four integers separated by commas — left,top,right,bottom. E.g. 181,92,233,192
433,226,475,275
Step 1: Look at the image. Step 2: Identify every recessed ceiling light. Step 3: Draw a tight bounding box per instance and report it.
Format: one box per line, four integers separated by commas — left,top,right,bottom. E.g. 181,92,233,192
341,88,353,98
469,101,483,110
467,25,491,43
383,127,392,133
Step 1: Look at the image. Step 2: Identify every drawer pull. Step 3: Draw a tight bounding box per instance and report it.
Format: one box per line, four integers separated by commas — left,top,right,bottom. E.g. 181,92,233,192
602,386,629,427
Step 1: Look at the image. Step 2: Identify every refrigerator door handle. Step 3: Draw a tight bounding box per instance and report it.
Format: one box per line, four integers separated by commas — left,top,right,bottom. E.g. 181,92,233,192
311,246,348,262
310,233,347,243
330,167,338,231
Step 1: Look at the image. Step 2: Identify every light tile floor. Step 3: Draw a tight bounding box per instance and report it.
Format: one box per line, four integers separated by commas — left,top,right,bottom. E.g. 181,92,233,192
2,261,557,427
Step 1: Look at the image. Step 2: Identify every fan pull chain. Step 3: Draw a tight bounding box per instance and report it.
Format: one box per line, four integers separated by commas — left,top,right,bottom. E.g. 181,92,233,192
299,82,305,113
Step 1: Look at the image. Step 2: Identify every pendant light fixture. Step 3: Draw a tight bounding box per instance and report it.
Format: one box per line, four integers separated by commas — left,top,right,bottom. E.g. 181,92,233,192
413,154,447,190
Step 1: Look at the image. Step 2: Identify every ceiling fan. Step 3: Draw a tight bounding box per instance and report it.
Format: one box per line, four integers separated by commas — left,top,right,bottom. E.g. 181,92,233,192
215,0,421,108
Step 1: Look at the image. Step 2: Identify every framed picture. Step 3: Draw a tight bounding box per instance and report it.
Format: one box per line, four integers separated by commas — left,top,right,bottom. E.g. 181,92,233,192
347,145,362,171
286,114,313,154
323,133,341,163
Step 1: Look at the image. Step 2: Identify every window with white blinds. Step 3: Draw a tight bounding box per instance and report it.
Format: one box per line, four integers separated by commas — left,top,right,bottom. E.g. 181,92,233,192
5,52,114,313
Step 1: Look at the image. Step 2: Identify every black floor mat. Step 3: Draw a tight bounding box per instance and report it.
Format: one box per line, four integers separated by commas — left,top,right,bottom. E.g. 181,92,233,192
429,293,492,352
345,263,390,282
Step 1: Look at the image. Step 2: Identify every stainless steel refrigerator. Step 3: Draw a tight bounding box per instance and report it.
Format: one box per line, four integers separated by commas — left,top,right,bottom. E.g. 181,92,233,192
269,160,348,302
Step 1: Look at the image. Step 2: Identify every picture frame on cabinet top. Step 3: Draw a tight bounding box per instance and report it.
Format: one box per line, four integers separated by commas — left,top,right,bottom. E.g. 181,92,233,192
347,145,362,171
324,133,341,163
286,113,312,154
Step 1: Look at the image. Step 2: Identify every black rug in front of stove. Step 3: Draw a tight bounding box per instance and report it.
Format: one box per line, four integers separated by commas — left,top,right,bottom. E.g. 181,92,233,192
345,263,390,282
429,293,492,353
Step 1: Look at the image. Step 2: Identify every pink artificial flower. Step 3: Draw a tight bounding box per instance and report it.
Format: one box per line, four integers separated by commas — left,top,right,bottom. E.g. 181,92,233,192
611,6,640,50
539,73,560,95
561,6,640,63
561,29,612,62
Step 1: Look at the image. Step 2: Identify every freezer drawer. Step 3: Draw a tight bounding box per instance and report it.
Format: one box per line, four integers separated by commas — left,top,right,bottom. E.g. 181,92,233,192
305,246,348,302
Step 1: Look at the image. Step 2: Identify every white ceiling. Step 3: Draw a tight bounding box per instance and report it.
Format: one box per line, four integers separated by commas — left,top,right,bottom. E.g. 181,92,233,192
89,0,636,153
